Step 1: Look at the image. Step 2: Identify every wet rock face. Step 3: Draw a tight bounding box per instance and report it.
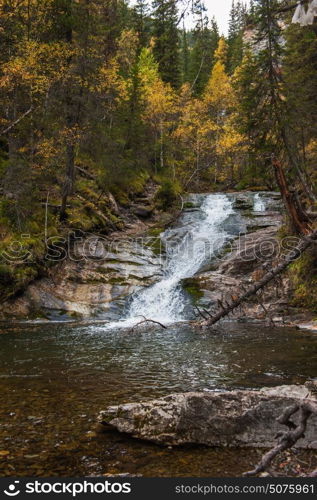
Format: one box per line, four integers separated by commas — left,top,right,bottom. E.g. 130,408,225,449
99,386,317,449
233,194,254,210
0,238,162,320
193,195,291,322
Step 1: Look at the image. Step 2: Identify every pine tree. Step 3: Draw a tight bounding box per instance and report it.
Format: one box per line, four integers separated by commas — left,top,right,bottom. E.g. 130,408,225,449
283,21,317,197
234,0,316,224
188,5,219,96
227,1,246,74
180,25,190,84
131,0,151,49
152,0,181,88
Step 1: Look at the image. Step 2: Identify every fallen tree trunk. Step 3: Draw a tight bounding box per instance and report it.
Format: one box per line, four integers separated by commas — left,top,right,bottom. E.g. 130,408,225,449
202,229,317,327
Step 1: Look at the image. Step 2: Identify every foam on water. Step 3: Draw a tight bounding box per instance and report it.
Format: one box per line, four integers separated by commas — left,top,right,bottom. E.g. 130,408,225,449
105,194,234,328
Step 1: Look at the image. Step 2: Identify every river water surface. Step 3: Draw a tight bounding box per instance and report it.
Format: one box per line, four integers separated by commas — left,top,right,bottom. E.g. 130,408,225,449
0,321,316,476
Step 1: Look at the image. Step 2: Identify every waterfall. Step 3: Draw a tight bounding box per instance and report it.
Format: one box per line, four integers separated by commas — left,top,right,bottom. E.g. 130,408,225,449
125,194,234,325
254,193,266,212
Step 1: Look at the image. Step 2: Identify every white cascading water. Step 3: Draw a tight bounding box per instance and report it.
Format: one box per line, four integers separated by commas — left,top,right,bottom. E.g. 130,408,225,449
126,194,234,324
254,193,266,212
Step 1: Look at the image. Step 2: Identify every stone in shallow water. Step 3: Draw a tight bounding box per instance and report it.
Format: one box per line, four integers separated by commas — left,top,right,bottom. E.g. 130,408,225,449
99,386,317,449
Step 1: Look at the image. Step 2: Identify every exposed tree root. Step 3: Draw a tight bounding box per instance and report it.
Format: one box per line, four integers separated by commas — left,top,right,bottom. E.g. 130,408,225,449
244,398,317,477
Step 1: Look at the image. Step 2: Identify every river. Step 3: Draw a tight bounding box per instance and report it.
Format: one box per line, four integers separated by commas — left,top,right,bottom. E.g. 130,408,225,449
0,193,316,476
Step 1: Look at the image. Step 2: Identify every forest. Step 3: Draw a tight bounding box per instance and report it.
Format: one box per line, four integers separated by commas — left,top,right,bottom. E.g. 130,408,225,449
0,0,317,480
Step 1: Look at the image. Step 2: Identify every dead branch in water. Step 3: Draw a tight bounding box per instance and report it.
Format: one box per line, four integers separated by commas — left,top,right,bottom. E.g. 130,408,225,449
202,229,317,327
131,315,167,331
244,398,317,477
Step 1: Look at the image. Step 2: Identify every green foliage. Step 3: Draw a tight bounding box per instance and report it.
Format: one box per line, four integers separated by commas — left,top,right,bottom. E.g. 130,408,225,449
290,249,317,312
152,0,181,88
227,0,247,74
188,6,220,95
156,179,181,209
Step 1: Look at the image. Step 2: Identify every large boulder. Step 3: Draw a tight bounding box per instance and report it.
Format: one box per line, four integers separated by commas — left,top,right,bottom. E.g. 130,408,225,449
99,386,317,449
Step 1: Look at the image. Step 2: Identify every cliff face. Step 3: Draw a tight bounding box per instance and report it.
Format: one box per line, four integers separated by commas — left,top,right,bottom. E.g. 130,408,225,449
0,236,162,321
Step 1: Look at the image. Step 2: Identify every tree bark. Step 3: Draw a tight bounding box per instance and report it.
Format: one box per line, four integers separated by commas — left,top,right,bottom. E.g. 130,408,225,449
60,142,75,221
272,156,311,235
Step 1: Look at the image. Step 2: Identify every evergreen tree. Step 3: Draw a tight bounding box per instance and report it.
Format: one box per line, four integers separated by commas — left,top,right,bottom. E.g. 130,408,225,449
283,22,317,195
152,0,181,88
188,1,219,96
227,1,247,74
234,0,315,206
131,0,151,49
180,25,190,84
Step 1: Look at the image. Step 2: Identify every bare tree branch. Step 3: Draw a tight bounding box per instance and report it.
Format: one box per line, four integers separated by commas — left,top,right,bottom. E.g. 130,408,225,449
0,107,33,136
131,315,167,331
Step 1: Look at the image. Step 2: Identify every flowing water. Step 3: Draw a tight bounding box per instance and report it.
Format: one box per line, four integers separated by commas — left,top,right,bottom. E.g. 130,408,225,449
0,192,316,477
253,193,266,212
128,194,234,324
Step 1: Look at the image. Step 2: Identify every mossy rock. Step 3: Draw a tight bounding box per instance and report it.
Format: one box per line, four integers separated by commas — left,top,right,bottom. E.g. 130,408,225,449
182,277,204,305
183,202,195,209
289,248,317,312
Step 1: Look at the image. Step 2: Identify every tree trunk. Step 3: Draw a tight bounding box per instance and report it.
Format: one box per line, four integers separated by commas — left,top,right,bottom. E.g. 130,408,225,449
59,0,75,221
160,119,164,170
272,156,311,235
60,142,75,221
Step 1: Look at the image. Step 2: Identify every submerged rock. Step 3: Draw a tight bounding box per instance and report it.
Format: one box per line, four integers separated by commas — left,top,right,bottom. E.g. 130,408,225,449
99,386,317,449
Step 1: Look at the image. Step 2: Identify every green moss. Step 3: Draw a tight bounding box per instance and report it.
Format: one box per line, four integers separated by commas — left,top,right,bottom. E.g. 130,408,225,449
156,179,182,209
69,311,83,319
289,249,317,312
144,237,163,256
108,277,129,285
148,227,163,237
182,277,204,305
183,202,195,209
